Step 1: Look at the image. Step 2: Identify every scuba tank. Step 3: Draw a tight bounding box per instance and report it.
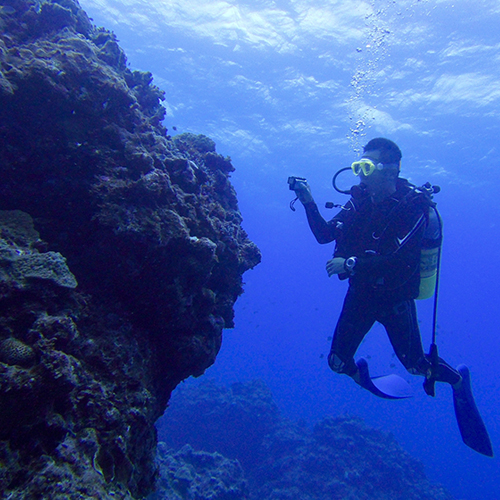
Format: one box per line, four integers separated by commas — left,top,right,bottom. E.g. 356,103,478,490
417,205,442,300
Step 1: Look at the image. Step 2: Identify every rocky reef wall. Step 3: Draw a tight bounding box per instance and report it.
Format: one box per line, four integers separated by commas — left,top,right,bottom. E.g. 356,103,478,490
0,0,260,498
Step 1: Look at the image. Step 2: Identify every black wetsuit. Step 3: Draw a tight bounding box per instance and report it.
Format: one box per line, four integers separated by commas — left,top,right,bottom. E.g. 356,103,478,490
303,178,459,383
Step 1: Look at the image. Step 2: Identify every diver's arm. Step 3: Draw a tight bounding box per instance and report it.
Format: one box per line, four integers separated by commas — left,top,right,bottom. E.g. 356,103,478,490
353,250,419,288
293,180,342,244
303,202,341,244
294,180,335,244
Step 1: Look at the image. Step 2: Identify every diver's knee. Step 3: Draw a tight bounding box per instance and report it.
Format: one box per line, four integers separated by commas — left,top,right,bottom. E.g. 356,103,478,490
328,352,345,373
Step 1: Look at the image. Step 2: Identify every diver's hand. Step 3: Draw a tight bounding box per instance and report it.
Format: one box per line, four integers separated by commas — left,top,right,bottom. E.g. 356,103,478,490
326,257,346,277
293,180,314,204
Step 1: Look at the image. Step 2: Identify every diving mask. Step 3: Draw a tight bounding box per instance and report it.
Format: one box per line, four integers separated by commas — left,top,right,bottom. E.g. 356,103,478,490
351,157,400,176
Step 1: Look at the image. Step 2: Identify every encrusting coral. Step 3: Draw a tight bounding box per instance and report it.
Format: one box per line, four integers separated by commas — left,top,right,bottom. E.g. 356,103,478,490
0,1,260,498
0,337,36,367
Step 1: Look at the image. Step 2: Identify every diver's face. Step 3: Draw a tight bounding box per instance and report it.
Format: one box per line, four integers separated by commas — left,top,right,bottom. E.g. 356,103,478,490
360,166,384,185
360,165,398,198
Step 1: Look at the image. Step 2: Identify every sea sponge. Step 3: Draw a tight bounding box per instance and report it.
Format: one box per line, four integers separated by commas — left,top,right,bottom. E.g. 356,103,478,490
0,337,36,367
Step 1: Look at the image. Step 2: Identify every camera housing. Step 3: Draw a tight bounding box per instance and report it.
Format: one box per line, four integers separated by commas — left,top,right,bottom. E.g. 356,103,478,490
288,176,307,191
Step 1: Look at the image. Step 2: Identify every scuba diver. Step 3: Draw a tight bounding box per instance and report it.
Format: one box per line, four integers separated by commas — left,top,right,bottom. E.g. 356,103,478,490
289,138,493,456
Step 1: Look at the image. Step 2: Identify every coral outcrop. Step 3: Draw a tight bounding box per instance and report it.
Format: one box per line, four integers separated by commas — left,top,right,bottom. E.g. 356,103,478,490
0,210,78,291
159,380,456,500
0,1,260,498
150,443,248,500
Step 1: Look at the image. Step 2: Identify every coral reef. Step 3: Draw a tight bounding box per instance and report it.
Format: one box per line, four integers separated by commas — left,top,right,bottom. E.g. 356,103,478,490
0,210,78,291
150,443,248,500
0,1,260,498
159,380,456,500
0,337,36,367
161,379,281,471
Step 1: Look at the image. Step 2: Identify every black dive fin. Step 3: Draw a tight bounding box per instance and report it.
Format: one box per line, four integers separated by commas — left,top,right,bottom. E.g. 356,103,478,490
453,364,493,457
356,358,413,400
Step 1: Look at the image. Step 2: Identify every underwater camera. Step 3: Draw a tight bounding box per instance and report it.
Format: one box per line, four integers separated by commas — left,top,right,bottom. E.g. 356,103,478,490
287,176,307,191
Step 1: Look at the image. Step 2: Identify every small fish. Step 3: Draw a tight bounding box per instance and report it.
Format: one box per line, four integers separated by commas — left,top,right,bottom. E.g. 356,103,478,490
0,5,16,15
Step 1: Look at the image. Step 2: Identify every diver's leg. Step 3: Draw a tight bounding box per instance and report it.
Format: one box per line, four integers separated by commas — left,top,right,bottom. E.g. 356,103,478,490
380,300,460,385
379,300,426,372
328,287,375,380
380,306,491,453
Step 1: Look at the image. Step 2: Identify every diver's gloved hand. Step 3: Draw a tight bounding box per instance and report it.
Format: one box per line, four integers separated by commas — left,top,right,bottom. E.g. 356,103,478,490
293,180,314,204
326,257,346,277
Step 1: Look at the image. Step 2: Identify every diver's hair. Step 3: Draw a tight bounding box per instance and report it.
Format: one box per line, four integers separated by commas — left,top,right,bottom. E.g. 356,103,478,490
364,138,402,165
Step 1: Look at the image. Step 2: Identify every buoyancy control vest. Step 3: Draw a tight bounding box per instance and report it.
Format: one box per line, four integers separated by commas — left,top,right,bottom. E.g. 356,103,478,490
329,172,443,299
351,180,443,299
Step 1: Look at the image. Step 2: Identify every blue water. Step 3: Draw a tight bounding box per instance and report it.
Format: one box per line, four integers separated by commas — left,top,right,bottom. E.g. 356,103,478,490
79,1,500,498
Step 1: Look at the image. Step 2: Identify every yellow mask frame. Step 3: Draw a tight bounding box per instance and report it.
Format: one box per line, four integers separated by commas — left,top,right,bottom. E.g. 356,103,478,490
351,158,382,176
351,157,400,176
